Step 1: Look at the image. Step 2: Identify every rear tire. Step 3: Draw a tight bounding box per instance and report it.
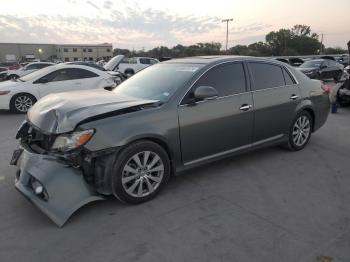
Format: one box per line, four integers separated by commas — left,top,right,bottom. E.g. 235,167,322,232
285,111,313,151
111,140,171,204
124,69,134,78
334,71,342,82
10,93,37,113
7,74,19,80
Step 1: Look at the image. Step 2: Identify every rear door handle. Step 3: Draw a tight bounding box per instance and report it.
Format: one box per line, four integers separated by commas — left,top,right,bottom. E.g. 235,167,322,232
290,95,299,100
239,104,253,111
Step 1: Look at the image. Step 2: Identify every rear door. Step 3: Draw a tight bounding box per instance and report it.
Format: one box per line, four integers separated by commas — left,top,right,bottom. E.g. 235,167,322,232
248,61,301,143
178,62,254,165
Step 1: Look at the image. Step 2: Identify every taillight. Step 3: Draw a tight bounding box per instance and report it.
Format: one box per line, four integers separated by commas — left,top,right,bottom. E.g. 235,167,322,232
321,84,331,94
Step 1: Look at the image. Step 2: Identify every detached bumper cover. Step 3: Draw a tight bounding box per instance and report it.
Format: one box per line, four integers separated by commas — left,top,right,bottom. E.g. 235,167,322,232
14,148,105,227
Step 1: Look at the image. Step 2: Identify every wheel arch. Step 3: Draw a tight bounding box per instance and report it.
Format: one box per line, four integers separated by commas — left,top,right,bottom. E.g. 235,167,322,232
9,92,38,106
122,135,175,175
295,104,316,132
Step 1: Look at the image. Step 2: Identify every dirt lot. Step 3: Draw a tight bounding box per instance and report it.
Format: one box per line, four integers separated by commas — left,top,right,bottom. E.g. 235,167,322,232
0,99,349,262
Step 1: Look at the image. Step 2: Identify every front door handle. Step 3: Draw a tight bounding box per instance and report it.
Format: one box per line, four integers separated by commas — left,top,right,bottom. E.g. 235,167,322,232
290,95,299,100
239,104,253,111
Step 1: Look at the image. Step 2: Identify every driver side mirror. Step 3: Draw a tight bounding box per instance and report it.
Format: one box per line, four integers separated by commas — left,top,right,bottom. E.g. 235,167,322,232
193,86,218,101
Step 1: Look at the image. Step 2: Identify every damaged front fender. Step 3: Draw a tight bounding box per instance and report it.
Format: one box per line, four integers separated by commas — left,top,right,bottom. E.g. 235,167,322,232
14,148,105,227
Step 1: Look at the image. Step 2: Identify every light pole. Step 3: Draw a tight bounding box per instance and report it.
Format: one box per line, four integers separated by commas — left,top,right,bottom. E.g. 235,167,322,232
38,48,43,61
222,18,233,52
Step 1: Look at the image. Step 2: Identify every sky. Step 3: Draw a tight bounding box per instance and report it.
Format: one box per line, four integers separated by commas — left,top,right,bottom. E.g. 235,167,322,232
0,0,349,50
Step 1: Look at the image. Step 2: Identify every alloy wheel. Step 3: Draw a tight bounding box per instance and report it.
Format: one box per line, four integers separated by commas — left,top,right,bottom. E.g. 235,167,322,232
292,115,311,147
14,95,33,113
122,151,164,198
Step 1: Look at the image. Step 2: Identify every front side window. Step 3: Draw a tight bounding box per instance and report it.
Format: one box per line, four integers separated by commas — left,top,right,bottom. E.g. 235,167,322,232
43,69,73,82
249,62,285,90
190,62,246,99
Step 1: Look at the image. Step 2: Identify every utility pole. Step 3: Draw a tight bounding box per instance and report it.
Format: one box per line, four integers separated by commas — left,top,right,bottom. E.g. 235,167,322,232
222,18,233,52
320,33,324,54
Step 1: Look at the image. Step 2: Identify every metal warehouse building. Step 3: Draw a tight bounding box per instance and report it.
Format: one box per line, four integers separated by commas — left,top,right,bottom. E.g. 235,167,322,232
0,43,113,63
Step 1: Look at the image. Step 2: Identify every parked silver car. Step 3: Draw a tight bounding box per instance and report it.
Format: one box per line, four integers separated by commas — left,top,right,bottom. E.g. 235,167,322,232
12,56,330,226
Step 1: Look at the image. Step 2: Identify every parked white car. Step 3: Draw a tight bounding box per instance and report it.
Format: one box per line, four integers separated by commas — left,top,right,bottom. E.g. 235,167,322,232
6,62,54,79
0,65,117,113
104,55,159,77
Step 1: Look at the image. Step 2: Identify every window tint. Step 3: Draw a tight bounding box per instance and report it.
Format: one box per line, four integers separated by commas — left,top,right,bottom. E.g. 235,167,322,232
42,68,98,82
282,68,295,85
38,63,51,69
26,64,39,70
191,63,246,98
140,58,151,65
70,68,98,79
249,62,285,90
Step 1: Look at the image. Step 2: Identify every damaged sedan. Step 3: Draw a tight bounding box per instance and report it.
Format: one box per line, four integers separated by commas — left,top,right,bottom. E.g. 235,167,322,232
11,56,330,226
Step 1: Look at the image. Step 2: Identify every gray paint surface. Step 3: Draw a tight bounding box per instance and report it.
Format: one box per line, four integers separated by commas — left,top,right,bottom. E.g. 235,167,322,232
0,101,350,261
14,56,331,226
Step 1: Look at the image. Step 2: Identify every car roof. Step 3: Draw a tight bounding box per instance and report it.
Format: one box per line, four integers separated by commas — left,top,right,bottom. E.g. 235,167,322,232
27,62,54,65
163,56,286,65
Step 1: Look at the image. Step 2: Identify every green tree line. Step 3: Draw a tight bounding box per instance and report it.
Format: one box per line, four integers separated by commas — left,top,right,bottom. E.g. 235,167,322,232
114,24,348,58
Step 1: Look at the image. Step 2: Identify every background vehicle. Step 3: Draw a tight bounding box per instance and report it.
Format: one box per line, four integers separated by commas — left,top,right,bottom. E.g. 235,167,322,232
6,62,54,80
0,62,21,70
13,56,330,226
297,59,344,81
117,57,159,77
65,61,127,85
0,65,116,113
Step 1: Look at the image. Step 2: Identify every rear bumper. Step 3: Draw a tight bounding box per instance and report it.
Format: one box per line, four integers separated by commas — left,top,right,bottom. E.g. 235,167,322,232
14,147,105,227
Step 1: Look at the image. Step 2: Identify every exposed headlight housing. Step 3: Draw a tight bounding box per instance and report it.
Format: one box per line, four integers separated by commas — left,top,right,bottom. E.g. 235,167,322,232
0,91,10,95
51,129,95,152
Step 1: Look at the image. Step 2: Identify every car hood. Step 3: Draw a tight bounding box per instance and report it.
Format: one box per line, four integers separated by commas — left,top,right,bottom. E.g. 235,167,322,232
27,89,159,134
103,55,125,71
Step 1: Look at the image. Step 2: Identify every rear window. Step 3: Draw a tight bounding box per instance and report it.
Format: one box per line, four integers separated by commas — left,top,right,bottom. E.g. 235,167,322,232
249,62,285,90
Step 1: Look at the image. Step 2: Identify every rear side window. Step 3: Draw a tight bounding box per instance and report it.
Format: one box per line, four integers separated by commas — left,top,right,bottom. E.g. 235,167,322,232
282,68,295,85
69,68,98,79
249,62,285,90
193,63,246,97
140,58,151,65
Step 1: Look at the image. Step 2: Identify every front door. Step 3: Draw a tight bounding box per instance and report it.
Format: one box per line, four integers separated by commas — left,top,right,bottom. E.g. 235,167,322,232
178,62,254,165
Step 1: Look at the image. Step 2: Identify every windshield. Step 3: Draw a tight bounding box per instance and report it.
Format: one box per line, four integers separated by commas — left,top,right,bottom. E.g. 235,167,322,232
19,66,56,82
300,60,323,68
113,63,203,102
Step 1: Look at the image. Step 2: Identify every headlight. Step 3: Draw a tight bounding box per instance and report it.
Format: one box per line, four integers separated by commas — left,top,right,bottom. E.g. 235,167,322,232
0,91,10,95
51,129,95,152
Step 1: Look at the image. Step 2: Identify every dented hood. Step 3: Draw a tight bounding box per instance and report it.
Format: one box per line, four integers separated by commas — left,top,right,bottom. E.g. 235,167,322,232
27,89,158,134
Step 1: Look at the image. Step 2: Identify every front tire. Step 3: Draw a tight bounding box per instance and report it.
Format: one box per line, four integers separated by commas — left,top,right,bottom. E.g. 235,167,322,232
10,93,37,113
112,140,171,204
286,111,313,151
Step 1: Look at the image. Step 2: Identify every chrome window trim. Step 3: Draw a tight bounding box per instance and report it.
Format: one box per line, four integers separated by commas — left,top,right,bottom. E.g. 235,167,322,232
178,60,247,106
178,90,251,107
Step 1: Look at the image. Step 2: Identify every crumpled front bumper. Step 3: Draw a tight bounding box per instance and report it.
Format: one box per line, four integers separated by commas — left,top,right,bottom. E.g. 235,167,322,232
14,147,105,227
